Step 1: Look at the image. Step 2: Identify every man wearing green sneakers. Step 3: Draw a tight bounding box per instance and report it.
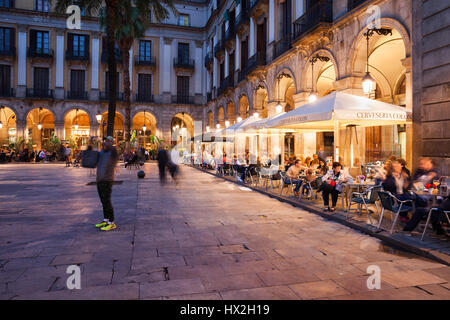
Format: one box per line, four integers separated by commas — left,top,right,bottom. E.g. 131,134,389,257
95,136,119,231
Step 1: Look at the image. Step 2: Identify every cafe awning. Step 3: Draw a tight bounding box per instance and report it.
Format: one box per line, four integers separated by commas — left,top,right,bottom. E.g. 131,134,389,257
266,92,412,131
240,112,287,131
218,116,260,136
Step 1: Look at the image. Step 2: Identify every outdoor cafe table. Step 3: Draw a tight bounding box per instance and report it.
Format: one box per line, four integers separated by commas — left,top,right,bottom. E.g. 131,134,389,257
414,190,448,207
345,180,376,213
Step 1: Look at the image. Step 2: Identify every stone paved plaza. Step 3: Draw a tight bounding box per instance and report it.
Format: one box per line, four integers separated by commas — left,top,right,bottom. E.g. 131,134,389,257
0,163,449,300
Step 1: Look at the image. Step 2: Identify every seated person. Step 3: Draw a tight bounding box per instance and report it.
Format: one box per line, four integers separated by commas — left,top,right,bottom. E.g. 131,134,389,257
316,159,328,176
301,169,316,196
286,160,305,197
321,162,353,212
403,195,449,236
410,157,439,191
304,156,312,167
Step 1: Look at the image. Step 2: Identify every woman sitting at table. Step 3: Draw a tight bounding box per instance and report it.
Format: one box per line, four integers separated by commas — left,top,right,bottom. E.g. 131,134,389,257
321,162,353,212
286,160,306,197
317,159,328,176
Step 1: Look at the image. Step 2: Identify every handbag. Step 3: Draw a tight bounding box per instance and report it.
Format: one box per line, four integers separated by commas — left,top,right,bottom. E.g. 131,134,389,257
81,150,99,168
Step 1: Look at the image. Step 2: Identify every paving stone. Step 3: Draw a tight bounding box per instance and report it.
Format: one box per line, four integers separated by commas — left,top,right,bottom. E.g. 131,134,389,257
220,286,300,300
51,254,93,266
333,276,396,293
381,269,447,288
257,268,320,286
288,280,350,299
71,283,139,300
140,278,206,299
164,292,222,300
201,273,265,292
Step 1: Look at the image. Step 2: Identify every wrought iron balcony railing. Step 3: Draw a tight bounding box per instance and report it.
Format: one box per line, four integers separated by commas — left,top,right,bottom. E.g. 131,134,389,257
66,50,89,61
204,52,213,68
26,88,54,99
273,33,292,61
135,92,154,103
225,25,236,42
27,47,54,59
99,91,124,101
293,0,332,41
173,57,195,69
236,8,250,29
66,91,88,100
348,0,369,11
134,55,156,67
214,40,225,57
172,95,196,105
0,46,16,57
0,88,14,97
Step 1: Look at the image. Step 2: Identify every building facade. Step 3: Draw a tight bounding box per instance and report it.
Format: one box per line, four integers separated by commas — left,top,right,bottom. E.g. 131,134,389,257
0,0,448,173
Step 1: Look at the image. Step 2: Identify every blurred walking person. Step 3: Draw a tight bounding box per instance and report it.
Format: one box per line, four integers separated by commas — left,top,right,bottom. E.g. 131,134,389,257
95,136,119,231
157,144,169,185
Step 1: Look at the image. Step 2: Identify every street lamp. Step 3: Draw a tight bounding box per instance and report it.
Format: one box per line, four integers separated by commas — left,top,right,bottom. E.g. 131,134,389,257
37,107,42,130
237,116,242,122
216,123,221,129
309,55,330,103
253,112,259,119
225,120,230,127
96,113,105,141
363,27,392,95
142,110,147,133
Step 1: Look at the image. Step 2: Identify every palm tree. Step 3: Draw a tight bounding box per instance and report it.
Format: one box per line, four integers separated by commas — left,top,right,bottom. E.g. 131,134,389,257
105,0,178,144
56,0,177,143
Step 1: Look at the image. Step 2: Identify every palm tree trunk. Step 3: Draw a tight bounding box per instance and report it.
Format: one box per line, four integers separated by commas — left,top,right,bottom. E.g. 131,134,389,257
105,0,118,139
122,46,131,144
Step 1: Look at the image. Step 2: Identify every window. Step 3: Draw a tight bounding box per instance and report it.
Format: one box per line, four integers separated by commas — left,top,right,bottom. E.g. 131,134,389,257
178,43,189,63
33,68,49,95
178,14,190,26
68,34,89,57
0,0,13,8
0,65,11,95
138,74,152,101
177,76,190,101
139,41,152,61
31,30,50,54
70,70,85,97
35,0,50,12
0,27,14,52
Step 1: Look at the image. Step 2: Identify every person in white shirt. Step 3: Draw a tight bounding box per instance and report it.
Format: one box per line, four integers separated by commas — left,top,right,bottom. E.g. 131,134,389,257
321,162,354,212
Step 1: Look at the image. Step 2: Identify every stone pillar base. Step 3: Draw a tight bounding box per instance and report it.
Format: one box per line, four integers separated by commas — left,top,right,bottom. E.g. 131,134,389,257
89,89,99,101
54,87,65,100
16,85,26,98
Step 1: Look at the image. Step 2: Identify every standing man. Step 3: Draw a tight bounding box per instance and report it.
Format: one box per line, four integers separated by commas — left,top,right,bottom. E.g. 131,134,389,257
157,143,169,185
95,136,119,231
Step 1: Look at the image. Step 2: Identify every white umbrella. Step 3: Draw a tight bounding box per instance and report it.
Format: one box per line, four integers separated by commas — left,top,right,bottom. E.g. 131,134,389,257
266,91,412,130
240,112,287,131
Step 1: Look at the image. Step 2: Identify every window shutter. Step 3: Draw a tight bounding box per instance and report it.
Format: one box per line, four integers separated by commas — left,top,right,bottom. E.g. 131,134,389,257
10,28,15,49
30,30,37,49
68,33,73,53
85,35,90,57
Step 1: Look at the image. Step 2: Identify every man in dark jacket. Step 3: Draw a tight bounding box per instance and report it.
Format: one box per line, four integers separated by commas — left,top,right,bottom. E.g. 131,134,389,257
95,136,119,231
157,144,169,185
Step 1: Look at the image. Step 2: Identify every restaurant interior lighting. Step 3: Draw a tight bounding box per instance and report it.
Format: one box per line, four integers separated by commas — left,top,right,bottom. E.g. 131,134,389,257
37,123,42,130
225,120,230,127
96,114,102,123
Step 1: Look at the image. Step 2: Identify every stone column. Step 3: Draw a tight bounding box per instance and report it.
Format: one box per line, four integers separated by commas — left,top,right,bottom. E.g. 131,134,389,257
292,92,309,108
235,34,240,71
16,120,26,140
224,50,229,77
295,0,304,19
54,121,65,140
17,25,28,98
90,33,100,100
194,41,203,103
333,77,364,96
55,29,65,100
161,37,173,103
402,56,413,169
269,0,275,44
249,17,256,57
129,47,133,92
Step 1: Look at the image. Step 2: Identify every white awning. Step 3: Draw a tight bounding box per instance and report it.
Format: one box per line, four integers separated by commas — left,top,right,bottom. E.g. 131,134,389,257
240,112,287,131
266,92,412,130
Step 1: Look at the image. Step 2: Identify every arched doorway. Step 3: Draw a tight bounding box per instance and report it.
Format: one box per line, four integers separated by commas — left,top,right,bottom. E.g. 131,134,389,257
352,26,408,164
217,106,225,129
0,106,16,147
238,95,250,119
132,111,157,148
171,112,194,148
26,107,55,150
226,101,235,126
64,108,90,150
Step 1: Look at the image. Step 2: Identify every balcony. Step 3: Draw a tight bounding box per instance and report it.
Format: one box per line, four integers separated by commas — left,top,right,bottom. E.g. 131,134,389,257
172,95,196,105
0,88,14,98
244,52,266,75
101,48,122,64
238,69,247,83
272,34,292,61
66,50,89,61
224,25,236,44
135,55,156,67
0,46,16,57
66,90,88,100
26,88,54,99
249,0,268,15
27,47,54,59
348,0,369,11
204,52,213,69
173,57,195,70
99,91,124,101
236,8,250,31
135,92,154,103
293,0,332,42
214,40,225,58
